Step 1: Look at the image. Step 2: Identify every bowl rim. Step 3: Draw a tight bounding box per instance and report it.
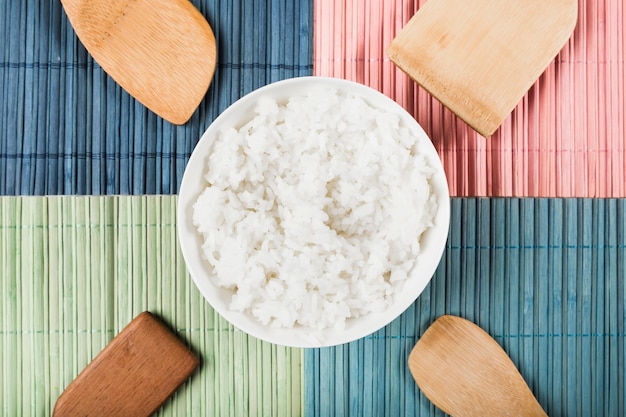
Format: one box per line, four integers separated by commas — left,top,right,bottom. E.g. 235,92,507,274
177,76,450,348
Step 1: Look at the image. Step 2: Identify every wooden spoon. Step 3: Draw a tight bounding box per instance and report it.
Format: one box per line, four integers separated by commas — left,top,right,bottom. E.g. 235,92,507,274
408,315,547,417
61,0,217,125
53,312,198,417
387,0,578,137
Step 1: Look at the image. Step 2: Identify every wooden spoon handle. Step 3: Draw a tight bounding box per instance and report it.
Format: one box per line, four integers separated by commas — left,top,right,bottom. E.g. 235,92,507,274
53,312,198,417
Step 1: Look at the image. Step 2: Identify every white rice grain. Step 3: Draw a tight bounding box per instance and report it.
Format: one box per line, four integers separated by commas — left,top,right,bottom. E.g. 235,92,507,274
193,88,438,330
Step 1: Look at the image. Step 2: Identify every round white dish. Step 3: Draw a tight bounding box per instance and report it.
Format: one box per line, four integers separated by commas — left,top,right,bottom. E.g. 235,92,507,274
178,76,450,348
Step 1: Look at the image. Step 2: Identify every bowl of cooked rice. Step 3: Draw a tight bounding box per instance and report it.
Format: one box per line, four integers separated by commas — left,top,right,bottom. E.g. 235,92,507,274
178,76,450,348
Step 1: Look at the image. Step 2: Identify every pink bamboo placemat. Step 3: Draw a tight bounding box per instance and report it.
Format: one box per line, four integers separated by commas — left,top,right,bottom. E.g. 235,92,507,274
314,0,625,197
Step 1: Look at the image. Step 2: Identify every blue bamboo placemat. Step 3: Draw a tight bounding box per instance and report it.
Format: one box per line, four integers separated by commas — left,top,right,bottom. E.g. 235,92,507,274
306,198,626,417
0,0,313,195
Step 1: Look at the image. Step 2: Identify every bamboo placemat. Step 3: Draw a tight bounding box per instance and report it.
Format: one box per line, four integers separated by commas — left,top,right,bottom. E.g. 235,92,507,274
2,0,626,416
314,0,626,197
0,196,303,416
0,0,313,195
305,198,626,417
2,196,624,415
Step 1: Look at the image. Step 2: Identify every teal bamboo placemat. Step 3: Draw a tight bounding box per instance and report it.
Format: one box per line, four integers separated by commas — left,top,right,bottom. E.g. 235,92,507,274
0,196,303,416
305,198,626,417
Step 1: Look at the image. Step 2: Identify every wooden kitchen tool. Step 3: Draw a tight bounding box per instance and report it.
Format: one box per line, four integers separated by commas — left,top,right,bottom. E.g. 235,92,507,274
387,0,578,137
53,312,199,417
60,0,217,125
408,315,547,417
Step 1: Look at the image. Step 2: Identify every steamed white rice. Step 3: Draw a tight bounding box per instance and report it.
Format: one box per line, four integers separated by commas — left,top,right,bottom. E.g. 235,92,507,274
192,87,438,330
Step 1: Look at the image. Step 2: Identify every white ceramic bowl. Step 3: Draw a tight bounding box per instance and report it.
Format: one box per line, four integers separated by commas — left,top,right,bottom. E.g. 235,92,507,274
178,76,450,348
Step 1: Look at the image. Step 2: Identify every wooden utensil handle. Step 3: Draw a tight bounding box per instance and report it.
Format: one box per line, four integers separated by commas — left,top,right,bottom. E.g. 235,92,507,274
53,312,199,417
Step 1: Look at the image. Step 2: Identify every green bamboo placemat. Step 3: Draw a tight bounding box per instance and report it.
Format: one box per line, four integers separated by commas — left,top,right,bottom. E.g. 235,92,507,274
0,196,303,416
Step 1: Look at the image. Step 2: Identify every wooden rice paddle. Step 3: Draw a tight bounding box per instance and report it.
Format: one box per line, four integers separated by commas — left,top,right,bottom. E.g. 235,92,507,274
387,0,578,137
53,312,199,417
61,0,217,125
408,315,547,417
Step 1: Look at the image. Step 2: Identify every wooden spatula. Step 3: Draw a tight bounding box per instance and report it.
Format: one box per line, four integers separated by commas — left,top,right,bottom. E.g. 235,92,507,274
61,0,217,125
387,0,577,137
53,312,199,417
408,315,547,417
